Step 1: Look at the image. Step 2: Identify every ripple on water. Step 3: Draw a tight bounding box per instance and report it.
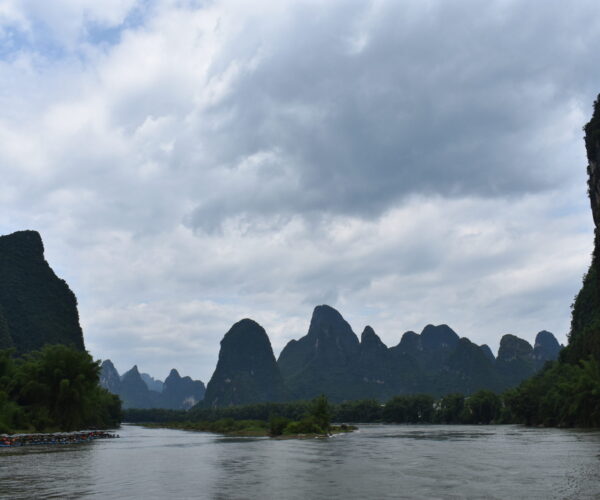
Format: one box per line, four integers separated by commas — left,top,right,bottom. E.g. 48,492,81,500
1,425,599,500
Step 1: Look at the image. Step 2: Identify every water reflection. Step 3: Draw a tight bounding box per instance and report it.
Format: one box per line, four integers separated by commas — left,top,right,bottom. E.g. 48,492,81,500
1,424,599,499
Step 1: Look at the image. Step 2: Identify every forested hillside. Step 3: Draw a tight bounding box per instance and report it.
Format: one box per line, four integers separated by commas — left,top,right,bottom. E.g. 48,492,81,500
507,95,600,427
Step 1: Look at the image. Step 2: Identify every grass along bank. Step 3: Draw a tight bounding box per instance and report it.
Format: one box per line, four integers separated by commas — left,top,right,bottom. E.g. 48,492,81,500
139,395,357,437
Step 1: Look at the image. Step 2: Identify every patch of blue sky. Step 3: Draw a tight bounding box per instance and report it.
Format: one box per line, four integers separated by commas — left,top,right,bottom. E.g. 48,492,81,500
0,1,152,62
0,25,34,60
0,20,70,62
85,1,151,48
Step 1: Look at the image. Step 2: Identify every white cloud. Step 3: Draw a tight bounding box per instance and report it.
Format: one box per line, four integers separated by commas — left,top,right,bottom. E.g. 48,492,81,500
0,0,597,381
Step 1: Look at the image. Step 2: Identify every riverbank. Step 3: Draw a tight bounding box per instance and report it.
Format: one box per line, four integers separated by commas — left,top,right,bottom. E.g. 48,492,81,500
3,424,598,499
140,420,357,438
0,430,119,447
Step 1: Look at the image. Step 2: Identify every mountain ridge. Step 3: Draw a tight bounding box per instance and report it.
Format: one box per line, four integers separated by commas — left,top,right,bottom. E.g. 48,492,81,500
203,304,560,406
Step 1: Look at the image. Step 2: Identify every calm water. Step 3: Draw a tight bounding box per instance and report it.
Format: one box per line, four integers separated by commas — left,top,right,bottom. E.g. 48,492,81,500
1,424,599,499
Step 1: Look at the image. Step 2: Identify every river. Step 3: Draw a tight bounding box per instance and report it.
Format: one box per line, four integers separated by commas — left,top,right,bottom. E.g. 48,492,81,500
1,424,599,499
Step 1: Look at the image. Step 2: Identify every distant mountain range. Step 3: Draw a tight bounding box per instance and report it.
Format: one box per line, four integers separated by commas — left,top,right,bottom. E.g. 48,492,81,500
202,304,561,406
99,360,205,410
0,229,562,409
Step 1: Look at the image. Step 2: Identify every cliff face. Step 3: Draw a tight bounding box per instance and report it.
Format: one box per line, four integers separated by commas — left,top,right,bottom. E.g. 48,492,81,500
393,324,460,373
273,306,557,402
564,95,600,363
203,319,286,407
585,95,600,235
119,365,160,409
100,360,122,394
162,369,206,410
100,361,206,410
140,373,164,393
277,305,362,401
0,307,13,350
0,230,85,353
495,334,535,387
532,330,562,365
355,326,396,399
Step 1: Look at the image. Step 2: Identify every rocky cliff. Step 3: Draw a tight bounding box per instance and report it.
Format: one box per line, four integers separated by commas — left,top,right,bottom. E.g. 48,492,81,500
162,369,206,409
274,306,557,402
100,359,122,394
532,330,562,365
0,230,85,353
119,365,160,409
564,94,600,363
278,305,362,401
100,361,205,410
203,319,286,407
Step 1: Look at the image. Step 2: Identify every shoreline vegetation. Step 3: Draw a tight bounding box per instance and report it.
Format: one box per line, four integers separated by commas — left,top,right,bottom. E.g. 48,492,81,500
124,382,600,429
140,420,357,438
139,395,358,438
124,391,526,428
0,345,122,434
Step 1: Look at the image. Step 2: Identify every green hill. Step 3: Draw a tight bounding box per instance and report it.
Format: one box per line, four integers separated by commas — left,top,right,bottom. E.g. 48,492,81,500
507,95,600,427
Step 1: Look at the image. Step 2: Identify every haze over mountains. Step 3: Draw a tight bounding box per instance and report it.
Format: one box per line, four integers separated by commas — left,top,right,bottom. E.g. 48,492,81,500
0,229,561,408
99,360,206,410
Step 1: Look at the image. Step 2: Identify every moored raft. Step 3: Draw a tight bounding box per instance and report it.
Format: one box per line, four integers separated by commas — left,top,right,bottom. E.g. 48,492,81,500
0,430,119,447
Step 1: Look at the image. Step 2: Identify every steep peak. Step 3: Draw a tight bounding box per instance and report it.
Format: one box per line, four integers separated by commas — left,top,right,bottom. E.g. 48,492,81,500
203,317,285,407
532,330,561,361
497,334,533,361
307,304,359,346
101,359,117,372
0,229,85,354
479,344,495,362
221,318,272,350
99,359,121,394
397,330,420,350
164,369,182,388
311,304,346,324
0,230,44,257
534,330,559,348
123,365,141,378
360,326,387,349
233,317,261,329
586,94,600,230
420,324,460,350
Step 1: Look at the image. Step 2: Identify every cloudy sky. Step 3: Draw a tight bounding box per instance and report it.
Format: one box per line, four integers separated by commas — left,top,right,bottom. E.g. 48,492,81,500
1,0,599,382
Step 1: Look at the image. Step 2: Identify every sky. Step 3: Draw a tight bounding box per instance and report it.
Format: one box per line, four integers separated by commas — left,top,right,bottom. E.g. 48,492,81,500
1,0,599,383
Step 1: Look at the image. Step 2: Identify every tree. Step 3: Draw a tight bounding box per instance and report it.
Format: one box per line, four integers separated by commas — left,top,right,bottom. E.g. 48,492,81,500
0,345,121,432
464,390,501,424
308,394,331,432
437,393,465,423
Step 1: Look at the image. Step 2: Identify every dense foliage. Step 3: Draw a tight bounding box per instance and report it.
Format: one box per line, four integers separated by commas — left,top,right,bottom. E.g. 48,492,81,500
504,359,600,427
504,95,600,428
124,390,514,427
0,345,121,433
137,396,344,437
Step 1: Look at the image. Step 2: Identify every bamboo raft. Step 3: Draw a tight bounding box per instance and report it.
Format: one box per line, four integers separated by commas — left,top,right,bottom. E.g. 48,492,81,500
0,430,119,447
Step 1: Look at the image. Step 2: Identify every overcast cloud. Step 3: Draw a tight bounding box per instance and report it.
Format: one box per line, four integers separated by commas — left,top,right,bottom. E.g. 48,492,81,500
0,0,598,381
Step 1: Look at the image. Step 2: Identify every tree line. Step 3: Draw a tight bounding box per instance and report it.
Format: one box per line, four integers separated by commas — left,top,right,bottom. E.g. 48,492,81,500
119,388,526,426
0,345,122,433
